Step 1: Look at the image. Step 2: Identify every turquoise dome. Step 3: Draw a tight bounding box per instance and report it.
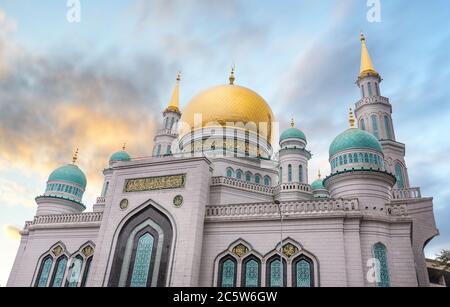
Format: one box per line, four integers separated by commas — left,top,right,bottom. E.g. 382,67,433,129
110,151,131,162
48,164,87,188
311,179,325,190
280,127,306,142
329,128,383,157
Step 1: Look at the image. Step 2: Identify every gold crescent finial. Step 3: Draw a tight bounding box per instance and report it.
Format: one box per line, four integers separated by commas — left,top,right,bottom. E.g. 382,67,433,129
122,143,126,151
229,65,235,85
290,118,295,128
72,148,79,164
318,169,321,179
176,71,181,82
360,31,366,42
349,107,356,128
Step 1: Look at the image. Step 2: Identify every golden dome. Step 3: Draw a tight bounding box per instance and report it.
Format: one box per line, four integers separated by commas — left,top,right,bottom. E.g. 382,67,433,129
180,84,275,144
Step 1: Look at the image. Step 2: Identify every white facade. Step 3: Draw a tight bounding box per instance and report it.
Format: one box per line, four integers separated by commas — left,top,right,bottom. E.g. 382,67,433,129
7,37,439,288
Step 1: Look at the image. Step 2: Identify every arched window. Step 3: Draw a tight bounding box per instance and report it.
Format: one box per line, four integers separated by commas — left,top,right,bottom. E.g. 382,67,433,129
371,115,380,139
361,118,366,130
279,167,283,184
166,145,171,155
293,256,314,287
35,256,53,287
81,257,93,287
130,233,154,287
361,84,365,98
373,243,390,287
264,176,271,186
226,168,233,178
108,204,173,287
66,256,83,287
298,165,303,183
50,255,68,287
218,256,237,287
384,115,392,140
364,153,369,163
288,165,292,183
242,256,261,287
255,174,261,185
156,144,161,157
236,170,243,180
266,256,287,287
245,172,252,182
368,82,373,96
395,163,405,189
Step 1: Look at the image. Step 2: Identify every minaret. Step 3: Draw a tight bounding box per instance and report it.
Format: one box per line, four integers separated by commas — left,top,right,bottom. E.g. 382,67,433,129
354,33,410,189
153,73,182,157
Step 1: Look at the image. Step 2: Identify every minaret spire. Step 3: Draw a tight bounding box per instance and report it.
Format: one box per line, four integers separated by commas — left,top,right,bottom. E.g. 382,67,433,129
229,65,235,85
290,118,295,128
359,32,380,80
165,72,181,113
349,107,356,128
72,148,79,164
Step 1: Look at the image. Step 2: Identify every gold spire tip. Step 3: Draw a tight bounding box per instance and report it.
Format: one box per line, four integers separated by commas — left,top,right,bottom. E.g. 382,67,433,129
290,118,295,128
122,143,126,151
318,169,321,179
349,107,356,128
72,148,79,164
229,65,235,85
176,71,181,82
360,31,365,42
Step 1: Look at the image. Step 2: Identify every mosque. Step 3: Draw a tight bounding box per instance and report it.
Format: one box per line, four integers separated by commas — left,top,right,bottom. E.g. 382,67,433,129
7,34,438,287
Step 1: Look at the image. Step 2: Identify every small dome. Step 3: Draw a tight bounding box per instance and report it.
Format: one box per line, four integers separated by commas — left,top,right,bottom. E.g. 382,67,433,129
48,164,87,188
280,127,306,143
329,128,382,157
110,150,131,162
311,178,325,190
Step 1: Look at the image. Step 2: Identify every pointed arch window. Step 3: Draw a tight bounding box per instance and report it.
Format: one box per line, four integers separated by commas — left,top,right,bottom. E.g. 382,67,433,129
266,256,287,287
35,256,53,287
81,257,93,287
156,144,161,157
50,256,68,287
218,256,237,287
371,115,380,139
373,243,390,287
361,118,366,131
226,168,233,178
293,256,314,287
236,170,243,180
255,174,261,185
395,163,405,189
264,176,271,186
299,165,303,183
368,82,373,96
288,165,292,182
384,115,392,140
66,256,83,287
242,256,261,287
130,233,154,287
279,167,283,184
245,172,252,182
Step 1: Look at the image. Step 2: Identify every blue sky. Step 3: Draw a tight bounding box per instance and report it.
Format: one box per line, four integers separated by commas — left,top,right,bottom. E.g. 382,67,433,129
0,0,449,286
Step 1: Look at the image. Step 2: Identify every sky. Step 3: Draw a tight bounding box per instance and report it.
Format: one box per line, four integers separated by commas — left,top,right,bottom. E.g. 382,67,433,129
0,0,450,286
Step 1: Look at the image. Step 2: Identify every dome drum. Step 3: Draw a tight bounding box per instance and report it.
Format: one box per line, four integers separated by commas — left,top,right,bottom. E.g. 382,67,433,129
330,148,385,174
178,126,273,159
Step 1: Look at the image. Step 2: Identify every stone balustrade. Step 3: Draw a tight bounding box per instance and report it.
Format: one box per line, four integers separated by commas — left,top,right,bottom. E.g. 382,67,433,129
385,204,408,216
25,212,103,229
392,187,422,200
211,176,274,195
96,197,106,204
205,198,359,220
274,183,312,194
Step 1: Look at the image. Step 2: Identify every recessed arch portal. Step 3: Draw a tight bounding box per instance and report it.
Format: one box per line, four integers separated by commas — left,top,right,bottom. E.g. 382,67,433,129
108,204,173,287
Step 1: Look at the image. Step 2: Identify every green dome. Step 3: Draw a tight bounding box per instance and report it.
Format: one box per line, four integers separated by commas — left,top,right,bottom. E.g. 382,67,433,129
311,179,325,190
329,128,383,157
48,164,87,188
280,127,306,142
110,151,131,162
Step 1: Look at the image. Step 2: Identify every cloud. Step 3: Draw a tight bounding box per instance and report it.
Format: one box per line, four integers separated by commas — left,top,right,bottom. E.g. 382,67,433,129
3,225,21,241
0,178,36,208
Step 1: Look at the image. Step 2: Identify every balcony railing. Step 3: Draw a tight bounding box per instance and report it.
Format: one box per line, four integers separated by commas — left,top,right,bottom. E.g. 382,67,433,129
25,212,103,229
205,198,359,219
211,177,274,195
274,183,312,194
391,187,421,200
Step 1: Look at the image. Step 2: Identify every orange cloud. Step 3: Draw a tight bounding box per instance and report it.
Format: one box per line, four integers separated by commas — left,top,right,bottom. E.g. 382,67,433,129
3,225,21,241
